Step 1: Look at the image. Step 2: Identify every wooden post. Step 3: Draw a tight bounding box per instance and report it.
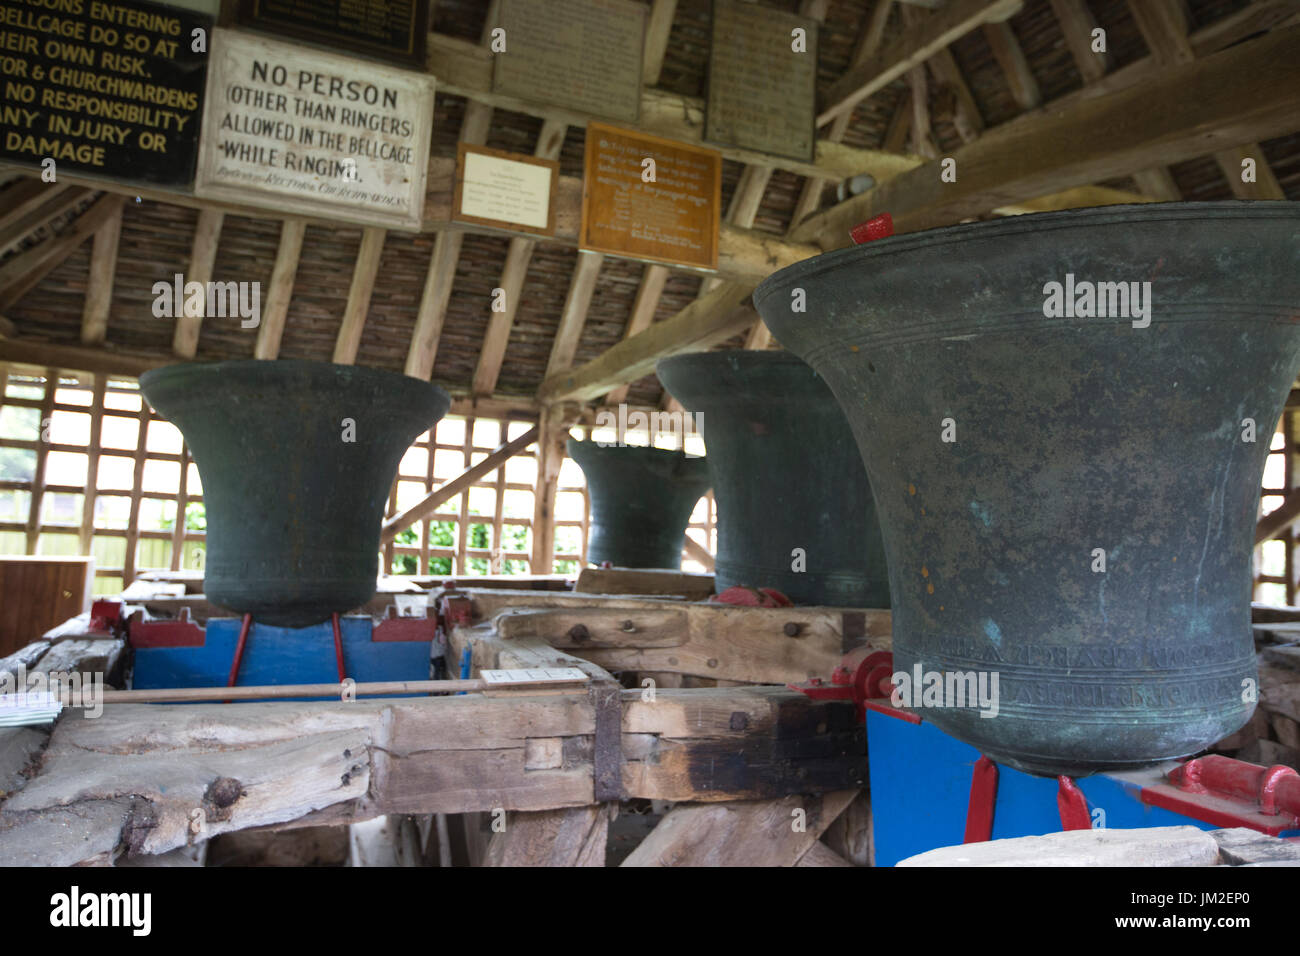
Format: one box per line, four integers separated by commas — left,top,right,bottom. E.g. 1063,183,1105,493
530,407,569,573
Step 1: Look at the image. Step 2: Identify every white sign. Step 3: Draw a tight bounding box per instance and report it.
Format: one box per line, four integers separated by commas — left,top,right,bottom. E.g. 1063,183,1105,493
194,28,435,230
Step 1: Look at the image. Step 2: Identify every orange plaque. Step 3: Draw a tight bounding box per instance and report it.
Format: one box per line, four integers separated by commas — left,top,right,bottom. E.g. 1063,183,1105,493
580,123,721,272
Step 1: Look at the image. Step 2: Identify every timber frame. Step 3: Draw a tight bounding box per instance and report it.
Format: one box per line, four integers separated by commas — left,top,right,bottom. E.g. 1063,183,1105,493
1,0,1298,586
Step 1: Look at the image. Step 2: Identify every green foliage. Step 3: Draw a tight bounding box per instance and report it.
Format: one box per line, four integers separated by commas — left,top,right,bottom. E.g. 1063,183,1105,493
159,502,206,532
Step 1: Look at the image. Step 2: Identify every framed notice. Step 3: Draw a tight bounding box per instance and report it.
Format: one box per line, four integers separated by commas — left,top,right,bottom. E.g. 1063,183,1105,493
705,0,818,163
581,123,721,272
454,144,558,237
0,0,210,186
493,0,645,124
193,29,435,231
236,0,431,68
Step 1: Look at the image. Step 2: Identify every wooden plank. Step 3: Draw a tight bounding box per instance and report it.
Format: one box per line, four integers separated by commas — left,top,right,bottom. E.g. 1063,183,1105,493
796,840,855,867
530,408,569,572
537,280,757,405
817,0,1022,126
982,20,1040,109
991,184,1153,216
252,220,306,360
171,209,224,359
622,790,858,866
574,566,714,600
79,205,124,346
791,25,1300,245
381,425,539,542
1049,0,1109,81
0,194,125,311
545,251,605,376
332,227,386,365
77,374,105,555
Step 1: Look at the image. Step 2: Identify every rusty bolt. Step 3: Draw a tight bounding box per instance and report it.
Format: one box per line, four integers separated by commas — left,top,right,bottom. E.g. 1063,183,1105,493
567,623,590,642
620,620,636,632
783,621,801,637
707,658,718,669
205,776,243,809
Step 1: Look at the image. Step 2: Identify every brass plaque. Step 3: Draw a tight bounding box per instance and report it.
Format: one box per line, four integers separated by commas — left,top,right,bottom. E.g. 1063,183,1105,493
581,123,720,271
705,0,818,163
493,0,645,124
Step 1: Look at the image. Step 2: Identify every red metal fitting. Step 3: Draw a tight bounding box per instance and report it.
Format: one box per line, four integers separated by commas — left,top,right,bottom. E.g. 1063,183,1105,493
128,606,205,648
787,650,895,722
710,586,793,608
1155,754,1300,833
850,213,894,245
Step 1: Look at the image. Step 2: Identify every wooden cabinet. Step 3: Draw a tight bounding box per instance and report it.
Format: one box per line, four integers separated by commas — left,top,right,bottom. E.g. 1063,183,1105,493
0,557,94,658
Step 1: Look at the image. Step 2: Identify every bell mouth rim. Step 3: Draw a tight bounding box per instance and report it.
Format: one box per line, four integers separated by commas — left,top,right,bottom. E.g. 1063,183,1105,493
140,358,452,415
754,199,1300,311
566,438,704,461
657,350,834,406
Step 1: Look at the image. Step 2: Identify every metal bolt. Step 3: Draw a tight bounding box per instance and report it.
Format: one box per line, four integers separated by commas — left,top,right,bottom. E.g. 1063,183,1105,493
783,621,801,637
620,619,636,632
568,623,591,642
707,658,718,668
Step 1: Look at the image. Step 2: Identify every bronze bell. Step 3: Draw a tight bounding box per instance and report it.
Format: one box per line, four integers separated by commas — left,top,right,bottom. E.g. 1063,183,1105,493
657,350,890,608
567,440,710,569
755,202,1300,776
140,359,450,628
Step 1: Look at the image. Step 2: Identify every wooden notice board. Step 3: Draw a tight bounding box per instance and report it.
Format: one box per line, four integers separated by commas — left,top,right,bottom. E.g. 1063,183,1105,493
237,0,431,67
705,0,818,163
493,0,645,124
581,123,721,272
0,0,210,187
193,29,436,231
454,144,559,237
0,557,94,659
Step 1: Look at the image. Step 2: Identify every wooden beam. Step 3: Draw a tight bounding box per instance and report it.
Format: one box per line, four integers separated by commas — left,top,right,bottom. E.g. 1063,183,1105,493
332,226,386,364
682,534,715,572
537,281,758,405
0,182,82,255
605,264,669,405
472,118,568,396
171,209,224,359
790,25,1300,245
1128,0,1194,67
622,791,858,866
530,407,570,572
79,203,124,345
546,251,605,377
991,184,1153,216
1050,0,1109,82
1258,493,1300,546
817,0,1022,126
0,338,161,378
381,424,539,542
982,20,1040,109
253,220,306,360
0,193,125,311
404,99,495,380
1215,143,1287,200
641,0,678,86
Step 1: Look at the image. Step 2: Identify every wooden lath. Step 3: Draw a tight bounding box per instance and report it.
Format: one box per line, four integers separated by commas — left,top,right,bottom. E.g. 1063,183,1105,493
170,207,223,359
0,193,124,312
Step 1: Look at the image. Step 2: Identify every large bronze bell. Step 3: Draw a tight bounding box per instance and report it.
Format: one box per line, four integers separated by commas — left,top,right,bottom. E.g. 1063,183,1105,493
140,360,450,628
656,350,890,608
754,202,1300,776
567,440,711,569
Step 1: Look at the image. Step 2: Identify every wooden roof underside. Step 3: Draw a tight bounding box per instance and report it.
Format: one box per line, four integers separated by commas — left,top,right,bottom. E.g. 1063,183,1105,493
1,0,1298,412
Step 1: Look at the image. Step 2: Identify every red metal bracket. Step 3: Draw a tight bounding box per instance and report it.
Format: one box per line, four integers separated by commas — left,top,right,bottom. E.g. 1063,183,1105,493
711,586,793,608
1157,754,1300,831
964,756,999,843
1057,776,1092,831
850,213,894,245
128,606,205,648
787,650,894,722
90,599,124,635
